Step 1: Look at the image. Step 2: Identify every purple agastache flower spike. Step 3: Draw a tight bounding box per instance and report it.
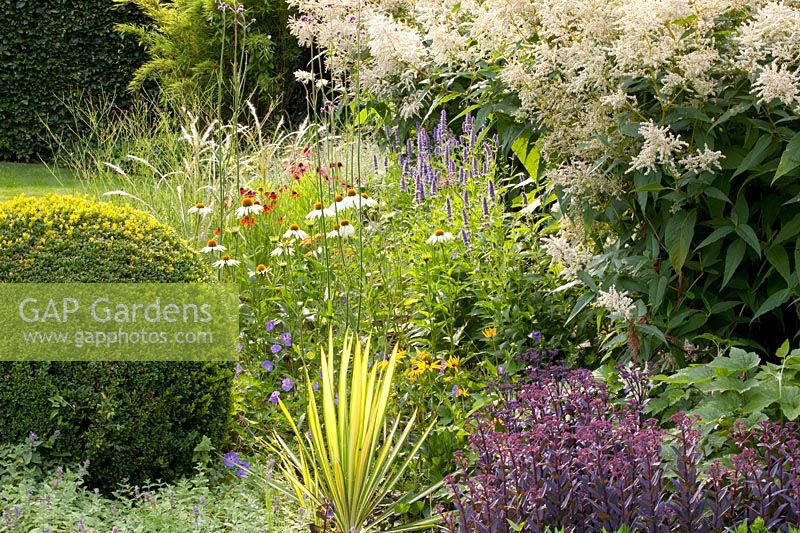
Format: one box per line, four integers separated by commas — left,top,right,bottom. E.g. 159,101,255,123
393,128,401,152
461,228,470,247
481,195,489,217
445,196,453,222
439,109,447,135
235,362,242,377
459,168,466,185
462,208,470,226
384,156,389,172
462,188,469,207
488,179,496,202
372,154,379,174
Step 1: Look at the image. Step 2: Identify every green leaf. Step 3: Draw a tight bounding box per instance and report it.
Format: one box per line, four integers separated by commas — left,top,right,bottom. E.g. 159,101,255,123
566,291,595,324
775,214,800,245
743,385,779,414
780,386,800,420
752,288,792,321
636,324,667,345
722,239,746,288
777,340,791,359
773,131,800,183
707,348,760,372
732,134,772,178
511,133,540,179
765,245,792,283
699,376,760,393
664,209,696,273
703,187,730,203
735,224,761,256
697,226,733,249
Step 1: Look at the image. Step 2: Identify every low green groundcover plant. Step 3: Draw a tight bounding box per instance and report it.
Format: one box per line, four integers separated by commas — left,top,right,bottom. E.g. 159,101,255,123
0,434,305,531
0,194,233,492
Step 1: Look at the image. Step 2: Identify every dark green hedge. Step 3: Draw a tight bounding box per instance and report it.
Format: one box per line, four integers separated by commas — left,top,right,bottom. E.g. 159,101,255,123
0,195,233,492
0,0,146,162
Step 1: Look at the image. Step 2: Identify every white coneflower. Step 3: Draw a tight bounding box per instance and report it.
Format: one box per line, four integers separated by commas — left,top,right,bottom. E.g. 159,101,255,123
354,192,379,209
305,202,329,223
329,193,348,213
248,263,269,277
327,224,341,239
213,255,241,268
235,197,264,218
337,219,355,239
271,244,294,257
188,202,213,216
201,239,226,253
283,223,309,240
426,229,454,244
341,188,361,209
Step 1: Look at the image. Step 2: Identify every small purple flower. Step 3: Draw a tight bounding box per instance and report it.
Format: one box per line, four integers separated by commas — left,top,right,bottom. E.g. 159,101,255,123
439,361,446,375
312,381,320,392
236,343,243,353
281,331,292,347
270,344,282,354
269,391,281,404
223,451,239,468
531,331,543,343
261,360,274,372
334,393,339,406
29,431,38,442
265,320,276,332
235,460,250,478
235,362,242,377
451,384,459,396
282,377,295,392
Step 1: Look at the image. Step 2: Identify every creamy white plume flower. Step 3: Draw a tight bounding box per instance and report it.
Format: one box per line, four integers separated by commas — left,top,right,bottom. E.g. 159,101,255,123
679,145,725,174
752,62,800,110
627,121,688,175
294,70,314,84
593,285,635,321
541,229,593,279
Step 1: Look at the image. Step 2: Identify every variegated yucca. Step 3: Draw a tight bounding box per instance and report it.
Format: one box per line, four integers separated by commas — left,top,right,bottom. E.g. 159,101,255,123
270,331,440,532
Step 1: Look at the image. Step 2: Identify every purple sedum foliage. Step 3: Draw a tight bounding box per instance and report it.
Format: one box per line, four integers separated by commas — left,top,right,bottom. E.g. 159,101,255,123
445,365,800,532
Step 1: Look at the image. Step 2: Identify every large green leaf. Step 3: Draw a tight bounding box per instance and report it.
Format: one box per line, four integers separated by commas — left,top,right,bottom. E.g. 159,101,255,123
765,244,792,284
707,348,760,372
664,209,696,273
773,131,800,183
752,288,792,321
722,239,746,288
732,134,772,178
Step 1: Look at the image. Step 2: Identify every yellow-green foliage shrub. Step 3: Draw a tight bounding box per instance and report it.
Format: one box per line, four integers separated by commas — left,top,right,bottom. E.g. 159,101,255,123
0,195,232,491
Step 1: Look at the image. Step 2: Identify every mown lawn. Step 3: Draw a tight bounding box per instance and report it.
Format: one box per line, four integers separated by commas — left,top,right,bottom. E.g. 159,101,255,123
0,162,80,200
